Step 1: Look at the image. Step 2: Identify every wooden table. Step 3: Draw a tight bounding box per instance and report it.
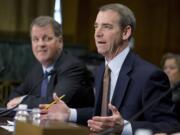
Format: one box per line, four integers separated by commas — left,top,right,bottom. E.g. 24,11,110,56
0,117,90,135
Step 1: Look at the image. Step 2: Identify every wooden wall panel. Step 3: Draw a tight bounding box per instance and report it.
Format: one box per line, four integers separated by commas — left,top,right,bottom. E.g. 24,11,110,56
166,0,180,54
61,0,79,43
129,0,170,65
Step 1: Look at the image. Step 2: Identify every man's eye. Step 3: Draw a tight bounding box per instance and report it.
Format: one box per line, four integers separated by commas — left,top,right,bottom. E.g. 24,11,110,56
103,25,112,29
32,38,38,42
94,25,98,29
44,37,53,42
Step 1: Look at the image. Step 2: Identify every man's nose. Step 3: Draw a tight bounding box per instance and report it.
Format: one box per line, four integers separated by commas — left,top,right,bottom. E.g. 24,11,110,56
37,39,46,46
95,28,103,37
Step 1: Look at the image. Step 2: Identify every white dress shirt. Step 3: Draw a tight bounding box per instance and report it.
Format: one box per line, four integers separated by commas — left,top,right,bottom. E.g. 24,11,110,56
106,46,129,102
42,65,54,81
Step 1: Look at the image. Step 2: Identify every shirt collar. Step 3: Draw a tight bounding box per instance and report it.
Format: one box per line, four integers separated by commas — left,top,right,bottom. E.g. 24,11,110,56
105,46,130,74
42,65,54,74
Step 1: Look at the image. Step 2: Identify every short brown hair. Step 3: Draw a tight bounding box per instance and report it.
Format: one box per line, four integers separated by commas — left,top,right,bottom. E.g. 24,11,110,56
30,16,62,37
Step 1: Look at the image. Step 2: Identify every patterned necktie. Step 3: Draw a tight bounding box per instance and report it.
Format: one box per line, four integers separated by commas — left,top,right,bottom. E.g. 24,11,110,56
40,71,49,97
101,65,111,116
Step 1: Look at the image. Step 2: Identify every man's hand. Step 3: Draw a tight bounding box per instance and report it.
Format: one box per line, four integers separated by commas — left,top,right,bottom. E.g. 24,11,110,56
39,93,70,122
88,103,124,133
7,96,24,109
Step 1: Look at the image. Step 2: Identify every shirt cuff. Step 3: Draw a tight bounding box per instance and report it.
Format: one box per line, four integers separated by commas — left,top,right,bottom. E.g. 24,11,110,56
69,108,77,122
121,120,132,135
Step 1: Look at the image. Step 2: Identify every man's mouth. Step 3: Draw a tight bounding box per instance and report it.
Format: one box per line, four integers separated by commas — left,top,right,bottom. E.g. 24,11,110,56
97,41,106,44
38,49,47,53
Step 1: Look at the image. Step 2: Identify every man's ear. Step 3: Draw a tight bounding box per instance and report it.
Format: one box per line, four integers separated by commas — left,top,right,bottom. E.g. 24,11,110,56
122,25,132,40
58,35,63,43
58,36,63,48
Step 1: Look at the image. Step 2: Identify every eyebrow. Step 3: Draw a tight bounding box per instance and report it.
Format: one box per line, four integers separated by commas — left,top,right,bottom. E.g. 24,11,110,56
94,22,113,26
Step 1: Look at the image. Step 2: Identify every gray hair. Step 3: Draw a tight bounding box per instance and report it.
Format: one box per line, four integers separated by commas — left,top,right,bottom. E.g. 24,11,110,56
30,16,62,37
99,3,136,38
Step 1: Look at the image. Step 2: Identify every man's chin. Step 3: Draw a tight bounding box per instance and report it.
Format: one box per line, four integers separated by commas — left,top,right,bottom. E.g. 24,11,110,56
38,58,51,66
98,51,108,57
97,49,105,55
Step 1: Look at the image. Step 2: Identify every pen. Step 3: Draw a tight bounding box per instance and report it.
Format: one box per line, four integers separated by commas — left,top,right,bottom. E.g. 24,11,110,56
45,94,65,110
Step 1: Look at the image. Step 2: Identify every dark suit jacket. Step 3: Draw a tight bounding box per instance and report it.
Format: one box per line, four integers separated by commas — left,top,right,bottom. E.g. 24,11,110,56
8,51,94,108
78,50,179,133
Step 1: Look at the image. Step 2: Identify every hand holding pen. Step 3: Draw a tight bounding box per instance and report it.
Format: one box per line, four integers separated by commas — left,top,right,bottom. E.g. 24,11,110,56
39,93,65,113
39,93,70,121
44,94,65,110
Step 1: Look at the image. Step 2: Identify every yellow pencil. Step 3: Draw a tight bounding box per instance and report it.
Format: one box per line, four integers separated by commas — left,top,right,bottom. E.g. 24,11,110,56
45,94,65,110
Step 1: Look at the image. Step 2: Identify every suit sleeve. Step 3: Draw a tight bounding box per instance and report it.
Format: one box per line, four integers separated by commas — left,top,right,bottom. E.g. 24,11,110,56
7,71,35,101
7,56,95,111
7,68,48,108
53,62,94,108
19,61,94,108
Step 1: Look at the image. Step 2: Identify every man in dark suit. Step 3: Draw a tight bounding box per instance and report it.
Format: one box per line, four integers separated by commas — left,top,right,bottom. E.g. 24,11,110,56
39,4,179,134
6,16,94,109
87,3,179,134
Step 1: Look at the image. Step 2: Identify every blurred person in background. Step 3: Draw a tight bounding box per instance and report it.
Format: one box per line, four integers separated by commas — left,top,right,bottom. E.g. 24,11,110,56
161,53,180,88
161,53,180,120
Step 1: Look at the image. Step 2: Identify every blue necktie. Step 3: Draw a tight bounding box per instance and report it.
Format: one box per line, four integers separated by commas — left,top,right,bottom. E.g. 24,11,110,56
40,71,49,97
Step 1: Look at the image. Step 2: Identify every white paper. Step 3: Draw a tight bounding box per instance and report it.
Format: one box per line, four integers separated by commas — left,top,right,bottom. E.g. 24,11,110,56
0,125,14,132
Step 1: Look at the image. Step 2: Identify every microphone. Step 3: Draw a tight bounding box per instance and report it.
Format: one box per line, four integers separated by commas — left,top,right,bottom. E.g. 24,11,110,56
129,81,180,122
21,69,57,101
0,69,56,117
98,82,180,135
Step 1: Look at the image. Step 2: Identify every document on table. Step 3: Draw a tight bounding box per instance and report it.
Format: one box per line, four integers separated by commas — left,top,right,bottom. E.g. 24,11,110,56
0,120,14,132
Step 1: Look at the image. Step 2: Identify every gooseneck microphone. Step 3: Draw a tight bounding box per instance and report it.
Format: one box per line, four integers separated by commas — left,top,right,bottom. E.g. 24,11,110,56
21,69,56,102
98,82,180,135
0,69,56,117
129,81,180,122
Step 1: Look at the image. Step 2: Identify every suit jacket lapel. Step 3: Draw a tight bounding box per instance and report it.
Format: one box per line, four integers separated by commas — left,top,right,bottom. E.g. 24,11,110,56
94,64,105,116
46,51,65,95
30,65,44,96
111,51,134,109
94,50,135,116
